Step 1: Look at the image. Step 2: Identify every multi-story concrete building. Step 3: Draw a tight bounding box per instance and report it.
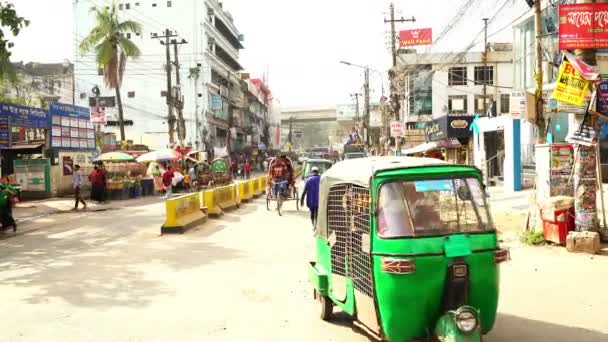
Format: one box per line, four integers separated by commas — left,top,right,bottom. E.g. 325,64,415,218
73,0,256,151
4,61,74,107
393,44,530,190
395,44,514,148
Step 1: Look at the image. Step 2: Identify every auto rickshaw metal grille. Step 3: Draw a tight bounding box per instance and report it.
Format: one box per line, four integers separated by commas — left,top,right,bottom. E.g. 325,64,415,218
349,186,373,298
327,184,349,277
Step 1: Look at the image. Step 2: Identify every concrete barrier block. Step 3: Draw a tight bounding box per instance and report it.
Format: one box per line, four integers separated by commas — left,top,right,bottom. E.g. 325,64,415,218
566,231,601,254
237,182,253,202
162,192,207,234
202,190,223,216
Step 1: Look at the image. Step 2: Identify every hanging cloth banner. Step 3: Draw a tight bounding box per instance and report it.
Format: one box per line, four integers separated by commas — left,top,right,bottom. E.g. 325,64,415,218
552,61,591,106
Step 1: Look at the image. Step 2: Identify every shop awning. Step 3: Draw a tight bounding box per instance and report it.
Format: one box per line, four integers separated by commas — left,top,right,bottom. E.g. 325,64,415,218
401,138,462,155
4,143,44,150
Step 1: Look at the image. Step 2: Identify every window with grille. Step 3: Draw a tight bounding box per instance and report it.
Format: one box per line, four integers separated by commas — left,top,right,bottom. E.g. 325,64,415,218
128,91,135,98
448,67,467,86
448,95,467,114
500,93,510,114
167,1,172,7
80,93,86,100
474,66,494,85
160,90,167,97
125,3,130,10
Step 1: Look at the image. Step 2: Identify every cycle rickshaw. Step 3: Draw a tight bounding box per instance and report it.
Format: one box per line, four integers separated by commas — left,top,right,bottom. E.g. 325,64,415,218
266,156,299,216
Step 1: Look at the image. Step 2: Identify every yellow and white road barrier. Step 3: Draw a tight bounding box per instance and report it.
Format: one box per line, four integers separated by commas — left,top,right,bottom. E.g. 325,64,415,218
161,192,207,234
237,181,253,202
163,176,269,235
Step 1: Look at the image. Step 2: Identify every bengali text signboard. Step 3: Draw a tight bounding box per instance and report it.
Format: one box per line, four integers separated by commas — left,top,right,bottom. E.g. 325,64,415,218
49,102,96,151
552,61,590,106
390,121,405,138
0,103,48,129
559,3,608,49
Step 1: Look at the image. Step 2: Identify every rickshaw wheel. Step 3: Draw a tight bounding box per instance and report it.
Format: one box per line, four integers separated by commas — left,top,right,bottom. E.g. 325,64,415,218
277,193,283,216
314,290,332,321
266,192,271,211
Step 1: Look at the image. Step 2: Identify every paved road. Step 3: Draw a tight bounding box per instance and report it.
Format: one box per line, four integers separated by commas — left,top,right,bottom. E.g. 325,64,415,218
1,195,608,341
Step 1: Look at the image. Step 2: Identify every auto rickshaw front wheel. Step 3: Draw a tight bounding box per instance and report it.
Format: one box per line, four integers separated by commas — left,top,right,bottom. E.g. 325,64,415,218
314,289,333,321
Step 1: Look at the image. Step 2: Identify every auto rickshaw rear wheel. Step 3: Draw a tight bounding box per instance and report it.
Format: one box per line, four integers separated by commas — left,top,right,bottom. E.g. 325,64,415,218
314,290,333,321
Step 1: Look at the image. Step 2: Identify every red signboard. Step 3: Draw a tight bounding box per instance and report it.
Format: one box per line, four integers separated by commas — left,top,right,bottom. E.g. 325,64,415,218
399,28,432,47
559,3,608,49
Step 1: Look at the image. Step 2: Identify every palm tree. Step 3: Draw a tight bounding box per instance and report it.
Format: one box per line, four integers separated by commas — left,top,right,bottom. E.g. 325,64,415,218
79,3,142,142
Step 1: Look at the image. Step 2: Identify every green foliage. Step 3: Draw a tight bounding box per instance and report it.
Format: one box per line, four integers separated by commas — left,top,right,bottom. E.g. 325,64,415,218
0,76,35,105
520,230,545,246
79,3,142,89
0,2,29,81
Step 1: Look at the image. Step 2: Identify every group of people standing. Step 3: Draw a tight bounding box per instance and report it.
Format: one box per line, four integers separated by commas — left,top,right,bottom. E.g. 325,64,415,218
151,164,180,199
231,159,253,179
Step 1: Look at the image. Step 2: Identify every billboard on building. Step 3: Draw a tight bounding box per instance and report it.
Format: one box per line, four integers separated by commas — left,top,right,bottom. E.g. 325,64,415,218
558,3,608,49
49,102,96,151
336,104,356,121
399,28,432,47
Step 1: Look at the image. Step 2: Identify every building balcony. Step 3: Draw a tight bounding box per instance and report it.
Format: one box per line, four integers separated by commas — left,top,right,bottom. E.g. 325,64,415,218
214,44,243,72
214,16,243,51
204,20,240,61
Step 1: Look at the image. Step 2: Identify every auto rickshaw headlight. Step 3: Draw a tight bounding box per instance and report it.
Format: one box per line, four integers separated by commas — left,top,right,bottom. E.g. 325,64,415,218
455,309,478,333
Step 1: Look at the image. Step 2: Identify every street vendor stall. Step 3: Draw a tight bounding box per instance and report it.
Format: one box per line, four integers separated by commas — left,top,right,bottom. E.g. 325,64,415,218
95,152,149,200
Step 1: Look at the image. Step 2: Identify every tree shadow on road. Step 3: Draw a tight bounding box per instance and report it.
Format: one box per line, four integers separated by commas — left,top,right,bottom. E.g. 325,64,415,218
488,314,608,341
0,203,243,309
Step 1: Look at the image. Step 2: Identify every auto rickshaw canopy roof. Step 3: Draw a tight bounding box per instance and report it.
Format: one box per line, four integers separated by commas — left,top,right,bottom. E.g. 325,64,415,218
320,156,448,188
316,157,453,237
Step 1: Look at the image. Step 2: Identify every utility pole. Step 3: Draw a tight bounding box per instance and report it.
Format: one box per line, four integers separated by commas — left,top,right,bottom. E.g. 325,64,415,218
350,93,361,123
533,1,545,142
92,85,102,150
483,18,489,114
384,2,416,67
172,38,188,144
288,116,293,154
153,29,178,145
385,2,415,155
364,68,370,145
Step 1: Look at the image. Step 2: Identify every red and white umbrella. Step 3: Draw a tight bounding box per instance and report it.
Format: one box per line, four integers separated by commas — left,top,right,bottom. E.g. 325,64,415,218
136,149,182,163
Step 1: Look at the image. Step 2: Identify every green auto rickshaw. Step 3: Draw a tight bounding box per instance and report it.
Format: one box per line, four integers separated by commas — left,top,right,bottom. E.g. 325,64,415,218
308,157,508,342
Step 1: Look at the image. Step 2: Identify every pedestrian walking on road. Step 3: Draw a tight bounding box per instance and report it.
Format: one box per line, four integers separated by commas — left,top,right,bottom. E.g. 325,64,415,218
162,166,175,199
244,160,252,179
72,164,87,210
300,166,321,227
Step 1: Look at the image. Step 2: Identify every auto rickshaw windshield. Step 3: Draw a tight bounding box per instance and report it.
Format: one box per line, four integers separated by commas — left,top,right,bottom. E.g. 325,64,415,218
377,177,492,238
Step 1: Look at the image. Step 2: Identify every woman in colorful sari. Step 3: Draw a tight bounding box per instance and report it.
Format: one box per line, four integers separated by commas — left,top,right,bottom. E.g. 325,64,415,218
152,164,164,194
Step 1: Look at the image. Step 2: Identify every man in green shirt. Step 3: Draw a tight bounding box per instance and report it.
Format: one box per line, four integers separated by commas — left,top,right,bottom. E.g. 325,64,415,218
0,182,17,232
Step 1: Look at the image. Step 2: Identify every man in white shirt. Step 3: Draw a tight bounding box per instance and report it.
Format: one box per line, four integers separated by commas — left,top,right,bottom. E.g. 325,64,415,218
72,164,87,210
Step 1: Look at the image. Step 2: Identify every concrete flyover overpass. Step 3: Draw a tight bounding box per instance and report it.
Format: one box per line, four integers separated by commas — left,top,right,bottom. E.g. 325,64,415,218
281,105,337,124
